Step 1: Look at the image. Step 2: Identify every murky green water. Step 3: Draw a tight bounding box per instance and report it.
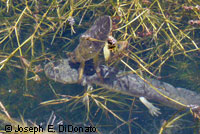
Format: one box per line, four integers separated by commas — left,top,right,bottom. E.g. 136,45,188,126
0,0,200,133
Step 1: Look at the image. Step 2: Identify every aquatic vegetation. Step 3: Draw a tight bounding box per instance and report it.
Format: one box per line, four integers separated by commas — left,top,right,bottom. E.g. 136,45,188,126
0,102,58,134
0,0,199,133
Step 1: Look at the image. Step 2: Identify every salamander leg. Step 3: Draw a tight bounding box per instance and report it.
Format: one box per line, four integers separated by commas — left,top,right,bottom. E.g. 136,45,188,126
139,97,161,116
93,55,103,82
188,104,200,120
78,61,85,83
